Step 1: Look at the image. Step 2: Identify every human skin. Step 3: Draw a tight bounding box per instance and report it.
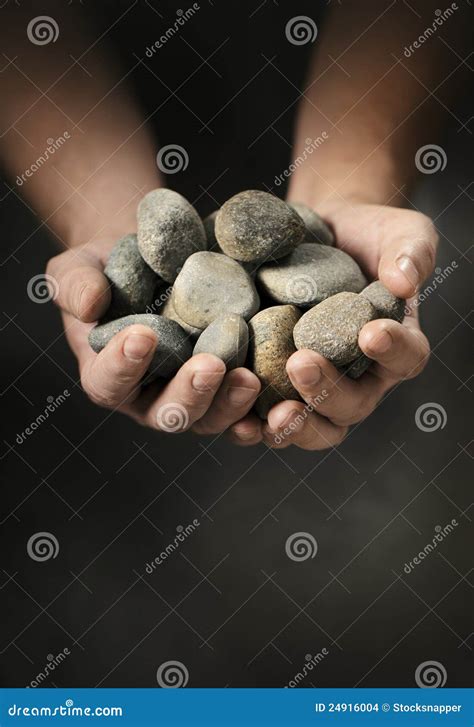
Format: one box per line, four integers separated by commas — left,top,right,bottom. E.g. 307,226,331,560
1,1,470,448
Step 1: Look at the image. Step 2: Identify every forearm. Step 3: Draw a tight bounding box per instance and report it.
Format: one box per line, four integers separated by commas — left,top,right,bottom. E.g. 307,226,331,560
0,3,161,248
288,0,470,211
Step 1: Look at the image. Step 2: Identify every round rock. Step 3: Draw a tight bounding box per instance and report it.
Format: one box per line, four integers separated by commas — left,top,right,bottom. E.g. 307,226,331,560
290,202,334,246
137,188,207,283
340,354,372,380
172,251,260,329
293,292,376,367
257,243,367,307
104,233,157,318
248,305,301,419
161,294,202,339
361,281,405,322
193,314,248,370
88,313,192,380
215,190,305,262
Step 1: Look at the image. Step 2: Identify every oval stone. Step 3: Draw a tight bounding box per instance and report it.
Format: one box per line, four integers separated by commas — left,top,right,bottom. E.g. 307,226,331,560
137,188,206,283
257,243,367,307
161,294,202,339
248,305,302,419
290,202,334,246
215,190,305,262
172,251,260,329
88,313,192,379
104,233,157,318
193,314,249,370
293,292,376,367
361,281,405,322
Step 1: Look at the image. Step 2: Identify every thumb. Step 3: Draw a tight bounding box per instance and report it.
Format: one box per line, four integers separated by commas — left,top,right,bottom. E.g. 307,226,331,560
378,213,438,298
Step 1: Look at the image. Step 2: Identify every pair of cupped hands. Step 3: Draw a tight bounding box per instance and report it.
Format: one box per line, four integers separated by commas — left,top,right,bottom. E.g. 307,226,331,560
47,201,437,450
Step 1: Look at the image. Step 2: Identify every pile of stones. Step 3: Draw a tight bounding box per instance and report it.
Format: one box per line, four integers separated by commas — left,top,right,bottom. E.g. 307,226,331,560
89,189,404,418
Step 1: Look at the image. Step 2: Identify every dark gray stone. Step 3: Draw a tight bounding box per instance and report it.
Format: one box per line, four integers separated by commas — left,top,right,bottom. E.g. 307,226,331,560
361,281,405,322
248,305,302,419
215,190,305,262
257,243,367,307
193,314,248,370
88,313,192,379
293,292,376,367
290,202,334,246
173,251,260,329
103,233,157,318
137,188,206,283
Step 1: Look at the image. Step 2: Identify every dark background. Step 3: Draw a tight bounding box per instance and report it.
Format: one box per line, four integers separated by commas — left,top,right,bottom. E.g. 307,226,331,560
1,0,472,688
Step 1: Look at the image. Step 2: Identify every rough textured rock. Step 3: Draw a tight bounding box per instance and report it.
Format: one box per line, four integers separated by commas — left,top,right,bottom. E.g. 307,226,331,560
172,251,260,329
293,292,376,367
137,188,206,283
215,190,305,262
248,305,301,419
257,243,367,307
103,233,157,318
161,294,202,339
193,314,248,369
88,313,192,379
340,354,372,380
203,210,219,250
361,281,405,322
290,202,334,246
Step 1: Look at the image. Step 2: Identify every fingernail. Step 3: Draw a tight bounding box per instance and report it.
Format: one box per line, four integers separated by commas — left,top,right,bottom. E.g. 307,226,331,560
235,429,257,440
292,362,321,387
192,370,223,392
275,409,303,431
123,334,155,361
227,386,256,406
396,256,419,290
369,329,392,354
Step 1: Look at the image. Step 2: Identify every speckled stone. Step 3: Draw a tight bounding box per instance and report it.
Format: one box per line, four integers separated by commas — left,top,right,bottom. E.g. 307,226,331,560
103,234,157,318
293,292,376,367
161,294,202,339
172,251,260,329
361,281,405,322
202,210,219,250
257,243,367,307
193,314,248,370
340,354,372,380
88,313,192,379
290,202,334,246
248,305,302,419
215,190,305,262
137,188,206,283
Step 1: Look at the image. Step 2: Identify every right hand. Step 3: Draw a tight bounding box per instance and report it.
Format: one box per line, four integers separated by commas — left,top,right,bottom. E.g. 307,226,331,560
46,239,262,438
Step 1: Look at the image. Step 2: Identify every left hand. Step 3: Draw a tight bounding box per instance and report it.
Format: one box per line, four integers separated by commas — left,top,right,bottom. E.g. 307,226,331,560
228,202,437,449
